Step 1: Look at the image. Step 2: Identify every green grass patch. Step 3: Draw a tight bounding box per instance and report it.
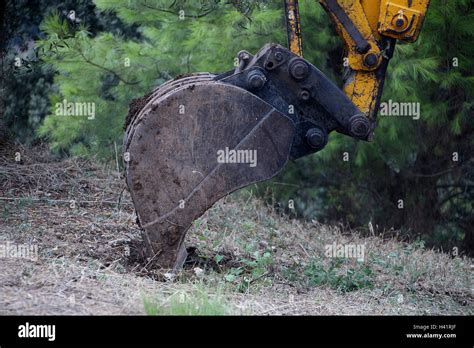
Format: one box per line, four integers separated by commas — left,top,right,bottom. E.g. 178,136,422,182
143,287,231,315
303,258,374,293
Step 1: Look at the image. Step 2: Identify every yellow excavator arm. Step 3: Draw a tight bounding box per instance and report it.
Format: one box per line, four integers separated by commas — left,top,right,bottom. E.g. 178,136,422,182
286,0,430,130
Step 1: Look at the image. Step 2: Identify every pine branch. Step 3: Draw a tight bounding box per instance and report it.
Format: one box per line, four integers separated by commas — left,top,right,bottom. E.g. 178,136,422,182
75,48,139,85
139,1,216,18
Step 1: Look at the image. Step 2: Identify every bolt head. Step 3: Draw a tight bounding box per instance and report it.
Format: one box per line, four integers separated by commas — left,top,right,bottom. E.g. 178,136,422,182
306,128,328,150
275,52,284,62
247,71,266,90
289,58,309,80
363,53,378,68
349,114,370,138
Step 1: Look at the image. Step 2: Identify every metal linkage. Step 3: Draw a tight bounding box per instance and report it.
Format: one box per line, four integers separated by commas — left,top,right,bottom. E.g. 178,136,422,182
218,44,370,159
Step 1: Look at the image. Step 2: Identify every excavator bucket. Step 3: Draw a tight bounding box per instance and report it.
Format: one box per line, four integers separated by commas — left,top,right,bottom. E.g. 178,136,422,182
124,70,296,270
124,43,371,270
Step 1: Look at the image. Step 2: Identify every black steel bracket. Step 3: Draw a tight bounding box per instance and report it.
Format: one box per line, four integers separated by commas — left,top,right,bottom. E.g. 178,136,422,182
216,43,370,159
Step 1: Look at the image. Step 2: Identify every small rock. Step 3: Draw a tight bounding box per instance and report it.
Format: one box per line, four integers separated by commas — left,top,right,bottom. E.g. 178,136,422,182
193,267,204,277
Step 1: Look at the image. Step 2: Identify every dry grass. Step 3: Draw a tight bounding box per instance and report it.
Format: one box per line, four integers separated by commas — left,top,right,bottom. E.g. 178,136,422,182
0,143,472,315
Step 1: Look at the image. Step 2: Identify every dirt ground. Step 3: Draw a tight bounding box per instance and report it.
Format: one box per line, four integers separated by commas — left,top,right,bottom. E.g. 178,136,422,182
0,144,472,315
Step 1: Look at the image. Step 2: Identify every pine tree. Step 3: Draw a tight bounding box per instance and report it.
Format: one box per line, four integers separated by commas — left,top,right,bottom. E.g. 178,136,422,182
35,0,286,157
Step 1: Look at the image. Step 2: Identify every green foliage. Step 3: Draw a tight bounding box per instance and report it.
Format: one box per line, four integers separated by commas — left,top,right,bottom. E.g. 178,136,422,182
224,249,274,293
1,0,140,144
35,0,286,158
37,12,148,157
303,258,374,293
